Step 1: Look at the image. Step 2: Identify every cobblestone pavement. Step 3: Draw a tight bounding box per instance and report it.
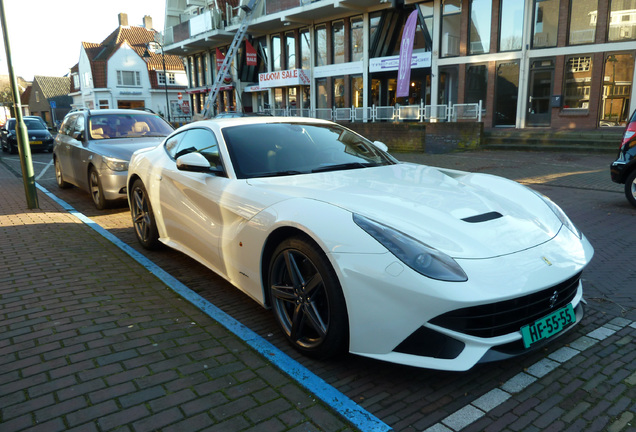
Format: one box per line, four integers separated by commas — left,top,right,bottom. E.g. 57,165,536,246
1,148,635,432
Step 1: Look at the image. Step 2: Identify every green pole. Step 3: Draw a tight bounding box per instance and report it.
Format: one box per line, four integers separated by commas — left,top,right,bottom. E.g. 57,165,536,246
0,0,38,209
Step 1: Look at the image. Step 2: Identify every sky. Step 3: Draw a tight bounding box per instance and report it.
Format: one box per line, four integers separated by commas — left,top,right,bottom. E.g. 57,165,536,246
0,0,166,81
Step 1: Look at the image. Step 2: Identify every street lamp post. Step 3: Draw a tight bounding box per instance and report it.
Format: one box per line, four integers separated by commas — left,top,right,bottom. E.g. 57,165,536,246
143,41,171,124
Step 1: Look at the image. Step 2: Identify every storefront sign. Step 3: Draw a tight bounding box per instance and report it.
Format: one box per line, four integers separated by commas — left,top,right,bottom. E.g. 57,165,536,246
369,52,431,73
215,48,225,70
244,84,266,92
314,61,363,78
246,41,257,66
259,69,310,88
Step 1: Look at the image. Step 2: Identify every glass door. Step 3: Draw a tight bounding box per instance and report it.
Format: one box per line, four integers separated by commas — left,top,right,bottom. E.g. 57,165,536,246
527,59,554,127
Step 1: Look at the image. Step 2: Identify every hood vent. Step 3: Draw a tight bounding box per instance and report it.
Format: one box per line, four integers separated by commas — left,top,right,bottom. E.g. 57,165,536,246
462,211,503,223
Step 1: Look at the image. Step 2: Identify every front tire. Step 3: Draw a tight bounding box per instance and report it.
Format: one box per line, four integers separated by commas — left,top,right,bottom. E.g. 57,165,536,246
268,237,349,359
89,167,108,210
625,170,636,208
130,179,161,250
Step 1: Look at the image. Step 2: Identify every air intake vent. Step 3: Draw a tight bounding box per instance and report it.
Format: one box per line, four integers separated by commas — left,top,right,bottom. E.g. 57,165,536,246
462,211,503,223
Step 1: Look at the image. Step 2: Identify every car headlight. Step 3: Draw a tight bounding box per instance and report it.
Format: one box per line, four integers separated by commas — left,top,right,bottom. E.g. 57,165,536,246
103,156,129,172
532,190,582,239
353,214,468,282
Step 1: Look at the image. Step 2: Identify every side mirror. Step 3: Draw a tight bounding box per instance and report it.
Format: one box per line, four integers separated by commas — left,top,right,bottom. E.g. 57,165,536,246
176,152,223,174
372,140,389,152
72,130,83,141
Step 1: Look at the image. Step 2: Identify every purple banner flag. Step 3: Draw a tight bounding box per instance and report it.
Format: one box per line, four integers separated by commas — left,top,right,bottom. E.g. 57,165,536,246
396,10,418,98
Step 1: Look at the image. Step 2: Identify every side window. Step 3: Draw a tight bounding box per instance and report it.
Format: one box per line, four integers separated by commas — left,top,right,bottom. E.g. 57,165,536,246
164,131,187,159
173,128,222,169
60,114,78,136
73,115,85,139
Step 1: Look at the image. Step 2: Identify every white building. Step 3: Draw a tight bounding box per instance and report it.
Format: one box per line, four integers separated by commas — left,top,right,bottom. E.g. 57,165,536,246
70,13,190,123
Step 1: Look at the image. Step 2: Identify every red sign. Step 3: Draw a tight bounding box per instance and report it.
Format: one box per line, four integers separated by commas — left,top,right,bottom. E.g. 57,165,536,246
177,92,182,100
181,101,190,114
246,41,257,66
215,48,225,71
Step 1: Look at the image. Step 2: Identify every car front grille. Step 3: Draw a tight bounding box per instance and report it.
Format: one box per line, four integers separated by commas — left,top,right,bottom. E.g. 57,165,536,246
429,272,582,338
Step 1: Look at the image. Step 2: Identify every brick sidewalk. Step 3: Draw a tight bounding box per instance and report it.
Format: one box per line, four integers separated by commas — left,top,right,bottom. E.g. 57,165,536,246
0,163,353,432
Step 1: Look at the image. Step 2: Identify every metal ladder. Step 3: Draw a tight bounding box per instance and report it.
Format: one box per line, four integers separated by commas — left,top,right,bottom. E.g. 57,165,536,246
200,0,260,119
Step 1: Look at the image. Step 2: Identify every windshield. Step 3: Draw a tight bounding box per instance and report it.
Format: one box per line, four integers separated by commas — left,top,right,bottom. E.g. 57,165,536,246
6,119,47,131
88,113,174,140
223,122,396,179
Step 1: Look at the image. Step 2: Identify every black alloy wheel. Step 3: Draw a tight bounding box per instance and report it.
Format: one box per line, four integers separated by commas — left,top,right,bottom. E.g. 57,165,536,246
89,167,107,210
268,237,348,359
130,179,161,249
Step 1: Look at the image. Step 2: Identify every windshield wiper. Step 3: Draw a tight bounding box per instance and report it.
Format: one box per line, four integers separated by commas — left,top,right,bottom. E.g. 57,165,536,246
311,162,378,173
250,170,305,178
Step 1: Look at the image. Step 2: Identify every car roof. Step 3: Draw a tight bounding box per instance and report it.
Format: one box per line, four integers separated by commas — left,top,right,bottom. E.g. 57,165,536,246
196,116,333,129
66,108,159,118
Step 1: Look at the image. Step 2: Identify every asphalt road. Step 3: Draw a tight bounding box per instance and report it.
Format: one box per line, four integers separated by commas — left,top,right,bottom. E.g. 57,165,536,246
2,148,635,432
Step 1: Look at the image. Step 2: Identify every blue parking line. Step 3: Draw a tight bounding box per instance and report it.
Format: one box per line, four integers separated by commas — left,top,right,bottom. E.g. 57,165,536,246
36,183,392,432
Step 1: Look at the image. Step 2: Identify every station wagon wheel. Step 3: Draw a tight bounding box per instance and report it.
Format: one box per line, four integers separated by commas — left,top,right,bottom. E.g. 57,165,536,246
89,167,108,210
268,237,348,359
130,179,160,249
54,157,71,189
625,170,636,208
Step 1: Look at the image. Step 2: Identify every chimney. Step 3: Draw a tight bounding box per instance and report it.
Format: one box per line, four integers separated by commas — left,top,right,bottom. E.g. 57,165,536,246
143,15,153,29
118,13,128,26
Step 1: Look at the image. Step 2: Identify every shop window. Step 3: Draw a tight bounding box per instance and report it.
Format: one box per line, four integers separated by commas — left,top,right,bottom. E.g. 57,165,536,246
99,100,109,109
441,0,462,57
285,32,296,69
332,21,345,64
600,53,634,126
532,0,559,48
499,0,523,51
563,56,592,110
188,57,195,87
350,16,364,63
418,2,434,51
469,0,492,54
300,29,311,70
569,0,597,45
316,78,330,111
315,25,327,67
465,64,488,108
271,35,282,71
351,76,363,108
334,77,345,108
608,0,636,41
494,61,519,126
197,56,204,87
256,38,268,74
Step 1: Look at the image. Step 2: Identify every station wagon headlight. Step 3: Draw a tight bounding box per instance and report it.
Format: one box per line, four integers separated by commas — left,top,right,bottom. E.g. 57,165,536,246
103,156,129,172
532,191,582,239
353,214,468,282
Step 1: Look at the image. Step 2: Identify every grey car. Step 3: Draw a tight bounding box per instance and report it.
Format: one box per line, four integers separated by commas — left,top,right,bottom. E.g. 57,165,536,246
53,109,174,209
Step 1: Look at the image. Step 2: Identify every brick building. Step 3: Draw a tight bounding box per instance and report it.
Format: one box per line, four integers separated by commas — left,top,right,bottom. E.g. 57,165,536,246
163,0,636,130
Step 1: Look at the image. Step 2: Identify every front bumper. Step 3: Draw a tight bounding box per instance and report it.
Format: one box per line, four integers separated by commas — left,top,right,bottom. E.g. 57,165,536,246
331,226,593,371
98,169,129,201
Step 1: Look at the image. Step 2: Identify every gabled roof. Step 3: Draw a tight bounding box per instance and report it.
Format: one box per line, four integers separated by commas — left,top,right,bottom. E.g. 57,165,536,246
34,76,71,99
79,24,185,89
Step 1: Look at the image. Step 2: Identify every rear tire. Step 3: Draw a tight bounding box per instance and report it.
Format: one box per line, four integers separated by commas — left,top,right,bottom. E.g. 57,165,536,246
625,170,636,208
54,157,72,189
268,237,349,359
